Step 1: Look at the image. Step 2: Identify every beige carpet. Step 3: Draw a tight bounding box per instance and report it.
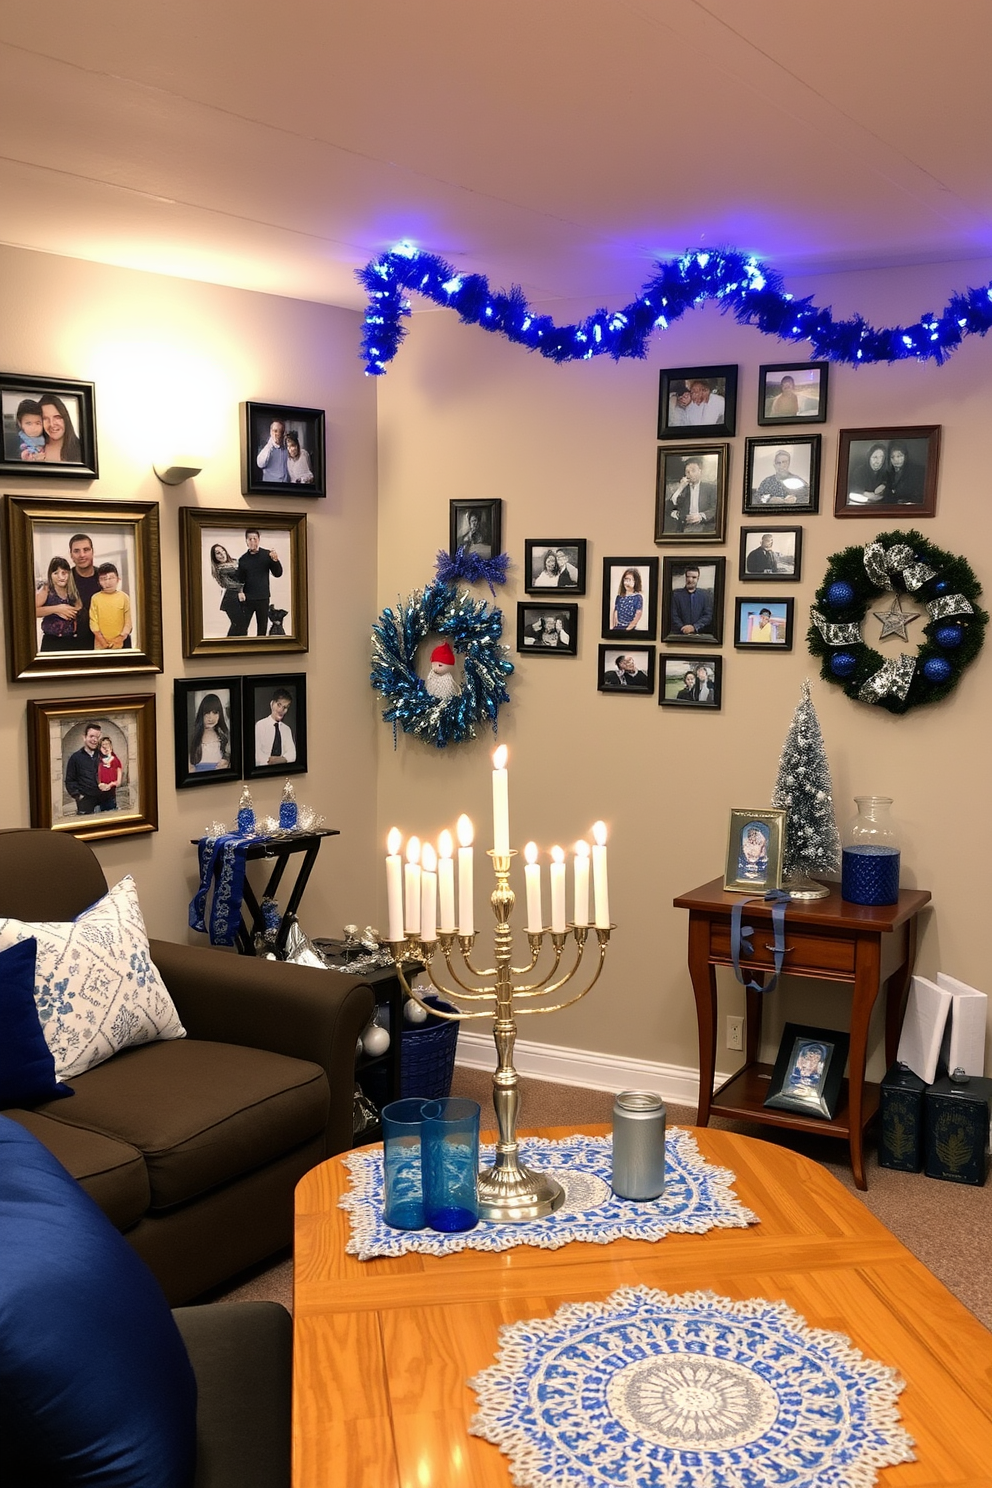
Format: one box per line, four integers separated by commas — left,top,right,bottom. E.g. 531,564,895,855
211,1067,992,1331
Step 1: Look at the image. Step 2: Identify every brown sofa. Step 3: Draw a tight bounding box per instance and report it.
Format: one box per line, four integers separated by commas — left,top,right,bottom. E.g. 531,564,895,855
0,828,373,1304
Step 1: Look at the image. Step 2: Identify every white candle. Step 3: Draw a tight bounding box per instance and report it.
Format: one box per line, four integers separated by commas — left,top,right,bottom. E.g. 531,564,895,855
386,827,404,942
492,744,510,856
573,839,590,926
404,836,421,935
550,846,566,933
437,829,456,932
420,842,438,943
592,821,610,928
523,842,543,932
457,814,475,936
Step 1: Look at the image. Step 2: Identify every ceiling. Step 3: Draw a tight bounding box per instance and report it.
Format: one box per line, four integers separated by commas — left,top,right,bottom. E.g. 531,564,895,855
1,0,990,314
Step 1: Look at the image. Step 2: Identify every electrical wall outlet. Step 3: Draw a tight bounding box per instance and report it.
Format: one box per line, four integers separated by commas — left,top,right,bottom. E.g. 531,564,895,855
726,1016,744,1051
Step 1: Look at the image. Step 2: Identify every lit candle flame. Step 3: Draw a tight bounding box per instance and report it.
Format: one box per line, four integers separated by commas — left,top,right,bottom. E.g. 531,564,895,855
421,842,437,873
457,814,474,847
524,841,538,865
592,821,608,847
406,835,421,864
438,829,453,859
575,839,590,858
551,845,565,864
387,827,402,855
492,744,508,770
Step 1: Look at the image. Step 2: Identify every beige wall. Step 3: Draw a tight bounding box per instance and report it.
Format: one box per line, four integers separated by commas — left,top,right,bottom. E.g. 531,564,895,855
0,245,379,942
376,257,992,1080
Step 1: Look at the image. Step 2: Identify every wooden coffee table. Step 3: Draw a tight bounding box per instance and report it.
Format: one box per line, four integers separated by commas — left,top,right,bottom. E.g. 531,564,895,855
293,1125,992,1487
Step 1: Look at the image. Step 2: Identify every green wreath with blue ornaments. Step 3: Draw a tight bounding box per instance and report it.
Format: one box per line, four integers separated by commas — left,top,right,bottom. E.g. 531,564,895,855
371,579,513,747
808,529,987,714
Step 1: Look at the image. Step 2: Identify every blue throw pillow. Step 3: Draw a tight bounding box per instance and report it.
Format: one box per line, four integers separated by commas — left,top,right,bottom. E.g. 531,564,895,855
0,937,73,1107
0,1115,197,1487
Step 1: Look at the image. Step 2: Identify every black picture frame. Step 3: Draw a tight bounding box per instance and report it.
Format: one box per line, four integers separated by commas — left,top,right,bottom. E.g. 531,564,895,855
764,1022,851,1120
757,362,829,426
834,426,940,518
241,402,326,497
242,673,308,779
658,365,737,440
739,526,803,583
597,645,655,695
601,557,659,640
173,677,244,789
449,499,502,560
524,539,587,595
734,596,795,650
743,435,820,515
655,444,729,544
658,655,722,709
516,602,578,656
0,373,98,480
179,508,309,659
660,557,725,646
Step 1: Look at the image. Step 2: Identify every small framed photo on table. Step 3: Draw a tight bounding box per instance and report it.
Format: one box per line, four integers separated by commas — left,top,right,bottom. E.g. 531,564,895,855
241,403,325,497
517,602,578,655
658,365,737,439
739,526,802,582
598,645,655,694
764,1022,851,1120
27,693,158,842
743,436,820,514
734,597,794,649
601,557,659,639
450,499,502,559
525,539,586,594
0,373,98,479
757,362,829,425
723,807,786,893
655,445,729,543
834,426,940,517
243,673,308,779
173,677,243,789
661,557,725,645
659,656,722,709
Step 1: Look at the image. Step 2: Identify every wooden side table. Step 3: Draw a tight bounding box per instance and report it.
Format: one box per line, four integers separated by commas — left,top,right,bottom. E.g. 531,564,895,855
673,877,931,1189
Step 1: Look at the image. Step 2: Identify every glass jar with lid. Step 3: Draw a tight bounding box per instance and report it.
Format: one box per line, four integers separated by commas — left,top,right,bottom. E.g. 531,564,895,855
841,796,900,906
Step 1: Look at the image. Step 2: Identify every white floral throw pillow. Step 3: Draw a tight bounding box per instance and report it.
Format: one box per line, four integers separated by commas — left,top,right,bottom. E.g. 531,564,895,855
0,875,185,1082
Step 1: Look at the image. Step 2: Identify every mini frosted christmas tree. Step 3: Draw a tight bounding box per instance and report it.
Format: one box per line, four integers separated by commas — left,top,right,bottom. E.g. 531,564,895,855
771,679,840,899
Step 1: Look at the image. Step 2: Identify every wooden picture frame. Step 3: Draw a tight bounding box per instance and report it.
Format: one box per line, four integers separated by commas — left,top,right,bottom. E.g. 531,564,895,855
449,499,502,560
655,444,729,543
734,596,795,650
764,1022,851,1120
739,526,803,582
597,645,655,694
724,806,786,893
659,655,722,709
524,539,587,595
660,556,725,645
0,373,98,479
601,556,659,640
27,693,158,841
242,673,308,779
173,677,243,789
2,496,162,682
757,362,829,426
658,364,737,440
743,435,821,514
834,426,940,517
179,508,309,658
516,602,578,656
241,402,325,497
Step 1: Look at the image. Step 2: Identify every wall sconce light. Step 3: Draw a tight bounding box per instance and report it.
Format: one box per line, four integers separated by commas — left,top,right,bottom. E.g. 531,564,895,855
153,461,203,486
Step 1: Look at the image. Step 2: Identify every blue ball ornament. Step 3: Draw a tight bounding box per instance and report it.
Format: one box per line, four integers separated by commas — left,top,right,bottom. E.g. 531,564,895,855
923,657,953,684
934,580,950,594
826,581,856,608
935,623,963,649
830,651,858,678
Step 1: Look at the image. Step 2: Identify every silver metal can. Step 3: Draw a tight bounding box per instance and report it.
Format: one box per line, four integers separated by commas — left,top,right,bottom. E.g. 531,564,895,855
611,1090,666,1200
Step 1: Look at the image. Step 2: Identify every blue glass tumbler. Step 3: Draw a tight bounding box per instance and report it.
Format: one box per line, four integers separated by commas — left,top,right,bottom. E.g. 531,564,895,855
381,1098,428,1230
422,1098,480,1232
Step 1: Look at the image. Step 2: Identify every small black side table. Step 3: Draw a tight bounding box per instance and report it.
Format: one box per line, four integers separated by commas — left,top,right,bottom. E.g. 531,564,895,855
193,829,339,956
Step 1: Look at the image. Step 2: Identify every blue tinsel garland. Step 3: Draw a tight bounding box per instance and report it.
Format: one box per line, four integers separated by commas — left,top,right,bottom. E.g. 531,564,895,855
435,546,510,596
358,242,992,375
370,578,513,747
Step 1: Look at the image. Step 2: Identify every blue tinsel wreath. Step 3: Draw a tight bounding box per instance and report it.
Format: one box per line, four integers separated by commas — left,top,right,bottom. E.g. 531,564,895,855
370,579,513,747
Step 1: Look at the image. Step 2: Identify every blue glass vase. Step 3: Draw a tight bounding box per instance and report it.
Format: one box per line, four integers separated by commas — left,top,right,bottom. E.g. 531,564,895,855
381,1099,428,1230
841,796,900,906
422,1097,480,1232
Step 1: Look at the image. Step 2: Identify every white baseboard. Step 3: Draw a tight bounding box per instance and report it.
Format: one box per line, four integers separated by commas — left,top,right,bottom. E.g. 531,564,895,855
455,1029,736,1109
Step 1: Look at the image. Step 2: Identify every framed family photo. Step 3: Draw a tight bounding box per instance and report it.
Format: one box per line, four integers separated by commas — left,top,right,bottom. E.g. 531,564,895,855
659,656,722,709
660,557,725,645
179,508,309,658
764,1022,851,1120
834,426,940,517
757,362,829,425
734,597,794,649
723,807,786,893
524,539,586,595
517,602,578,656
0,373,98,480
2,496,162,682
601,557,659,640
739,526,802,582
743,436,820,514
450,498,502,560
243,673,308,780
27,693,158,842
598,645,655,694
173,677,243,790
654,445,729,543
658,365,737,439
241,402,325,497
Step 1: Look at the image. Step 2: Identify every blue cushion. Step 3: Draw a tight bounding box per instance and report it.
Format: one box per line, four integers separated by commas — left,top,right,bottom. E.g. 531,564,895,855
0,1115,197,1487
0,938,73,1108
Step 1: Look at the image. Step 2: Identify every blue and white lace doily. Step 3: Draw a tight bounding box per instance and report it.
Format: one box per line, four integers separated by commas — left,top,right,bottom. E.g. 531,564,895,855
339,1129,757,1259
469,1286,915,1488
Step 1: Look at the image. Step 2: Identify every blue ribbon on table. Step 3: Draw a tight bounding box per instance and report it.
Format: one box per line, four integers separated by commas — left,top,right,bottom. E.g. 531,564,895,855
730,890,791,994
189,833,267,947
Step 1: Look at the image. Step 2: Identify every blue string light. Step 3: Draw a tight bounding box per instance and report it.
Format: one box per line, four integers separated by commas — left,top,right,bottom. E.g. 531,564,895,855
357,243,992,376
